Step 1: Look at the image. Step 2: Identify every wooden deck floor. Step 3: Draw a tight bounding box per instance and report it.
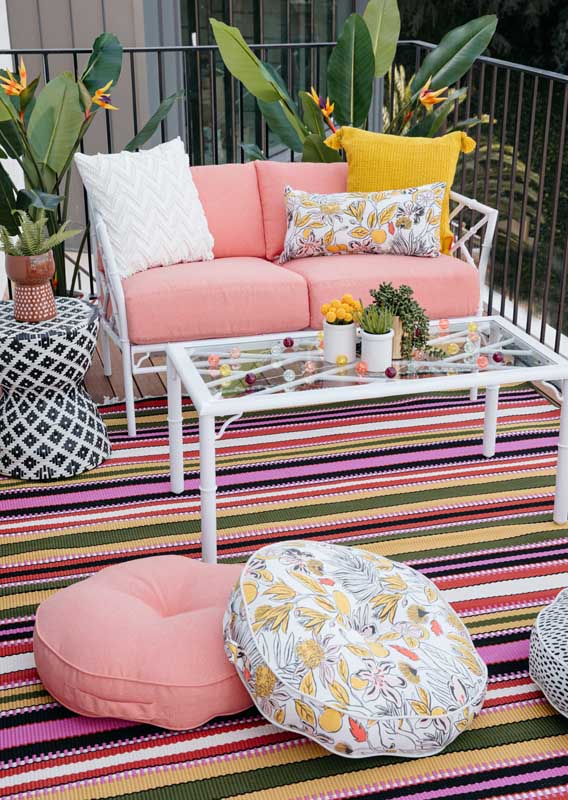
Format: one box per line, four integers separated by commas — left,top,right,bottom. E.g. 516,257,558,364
85,334,168,404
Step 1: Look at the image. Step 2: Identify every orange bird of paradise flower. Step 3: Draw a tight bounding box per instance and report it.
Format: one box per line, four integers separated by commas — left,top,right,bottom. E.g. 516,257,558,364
419,76,449,110
0,59,27,120
87,80,119,117
308,86,336,132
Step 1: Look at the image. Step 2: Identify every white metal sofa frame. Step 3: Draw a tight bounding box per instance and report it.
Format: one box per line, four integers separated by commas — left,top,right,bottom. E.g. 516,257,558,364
92,191,498,437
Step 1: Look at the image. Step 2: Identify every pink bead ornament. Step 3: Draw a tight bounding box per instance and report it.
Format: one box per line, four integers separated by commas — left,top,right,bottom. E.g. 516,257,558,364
438,318,450,331
230,347,241,360
208,354,220,368
476,355,489,369
303,360,316,375
355,361,368,376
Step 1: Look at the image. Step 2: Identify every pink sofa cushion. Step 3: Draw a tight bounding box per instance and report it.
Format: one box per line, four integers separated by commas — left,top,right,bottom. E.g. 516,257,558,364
191,163,265,259
33,556,251,730
282,253,480,329
255,161,348,261
122,257,310,344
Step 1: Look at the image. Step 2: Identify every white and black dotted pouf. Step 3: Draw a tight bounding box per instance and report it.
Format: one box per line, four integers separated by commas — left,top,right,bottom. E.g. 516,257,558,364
0,297,111,480
529,588,568,717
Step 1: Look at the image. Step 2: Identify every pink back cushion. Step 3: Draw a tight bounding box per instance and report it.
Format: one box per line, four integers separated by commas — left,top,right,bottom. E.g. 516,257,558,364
34,555,251,730
255,161,348,261
191,163,265,259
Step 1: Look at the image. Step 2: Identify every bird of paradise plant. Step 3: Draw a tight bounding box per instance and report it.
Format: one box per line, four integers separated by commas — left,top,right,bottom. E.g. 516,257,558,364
211,0,497,162
0,35,184,295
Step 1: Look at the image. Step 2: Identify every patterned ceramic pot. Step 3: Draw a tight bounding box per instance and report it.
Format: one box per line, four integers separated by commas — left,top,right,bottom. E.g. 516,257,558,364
6,252,57,323
323,321,356,364
361,328,394,373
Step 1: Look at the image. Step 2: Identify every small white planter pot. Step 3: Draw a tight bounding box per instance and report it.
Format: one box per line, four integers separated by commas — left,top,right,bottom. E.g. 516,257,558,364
361,329,394,373
323,321,356,364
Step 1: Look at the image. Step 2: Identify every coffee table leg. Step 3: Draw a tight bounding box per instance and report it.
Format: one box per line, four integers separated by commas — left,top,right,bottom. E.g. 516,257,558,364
554,380,568,524
199,414,217,563
168,358,185,494
483,385,499,458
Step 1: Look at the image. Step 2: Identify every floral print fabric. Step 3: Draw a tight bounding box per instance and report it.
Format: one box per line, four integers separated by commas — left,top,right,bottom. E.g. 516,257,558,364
224,540,487,759
278,183,445,264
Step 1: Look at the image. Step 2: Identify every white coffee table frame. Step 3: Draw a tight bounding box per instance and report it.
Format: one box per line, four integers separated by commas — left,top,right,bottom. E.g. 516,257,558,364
167,315,568,563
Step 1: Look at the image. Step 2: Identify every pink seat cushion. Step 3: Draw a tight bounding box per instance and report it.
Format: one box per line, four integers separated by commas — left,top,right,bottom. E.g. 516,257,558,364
191,163,265,259
122,257,310,344
255,161,348,261
33,556,251,730
282,253,480,329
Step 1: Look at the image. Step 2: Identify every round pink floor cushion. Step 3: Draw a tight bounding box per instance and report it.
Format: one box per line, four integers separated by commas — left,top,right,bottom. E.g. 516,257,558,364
33,556,252,730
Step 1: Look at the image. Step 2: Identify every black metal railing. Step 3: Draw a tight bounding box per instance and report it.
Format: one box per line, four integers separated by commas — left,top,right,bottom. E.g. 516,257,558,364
1,40,567,352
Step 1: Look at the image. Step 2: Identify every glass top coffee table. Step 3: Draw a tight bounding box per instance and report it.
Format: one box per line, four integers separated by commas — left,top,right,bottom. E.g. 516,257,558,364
166,315,568,562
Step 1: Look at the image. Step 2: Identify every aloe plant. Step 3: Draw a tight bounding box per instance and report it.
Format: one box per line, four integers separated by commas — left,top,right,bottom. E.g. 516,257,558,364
356,302,395,335
211,1,497,162
0,210,79,257
0,35,185,294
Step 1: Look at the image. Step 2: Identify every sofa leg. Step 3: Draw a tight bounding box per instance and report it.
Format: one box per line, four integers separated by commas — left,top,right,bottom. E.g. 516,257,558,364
122,343,137,438
101,327,112,377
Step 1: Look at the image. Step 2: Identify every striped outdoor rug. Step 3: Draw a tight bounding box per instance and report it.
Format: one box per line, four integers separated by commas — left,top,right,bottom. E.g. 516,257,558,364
2,385,568,799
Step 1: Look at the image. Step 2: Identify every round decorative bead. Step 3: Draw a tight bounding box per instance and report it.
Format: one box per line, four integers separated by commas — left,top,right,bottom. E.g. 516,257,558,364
476,355,489,369
468,321,478,333
271,343,284,356
336,354,348,366
414,326,422,339
464,340,477,354
219,364,232,377
302,360,316,375
230,346,241,360
355,360,368,376
468,331,480,342
438,318,450,331
283,337,294,348
385,366,397,378
208,354,220,367
413,349,425,361
244,372,257,385
446,342,460,356
492,351,504,363
283,369,295,382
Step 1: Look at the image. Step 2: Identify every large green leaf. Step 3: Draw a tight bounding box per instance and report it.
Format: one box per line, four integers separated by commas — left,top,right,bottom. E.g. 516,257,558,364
302,133,343,163
241,143,267,161
0,120,23,159
26,73,84,182
210,19,280,103
363,0,401,78
80,33,122,96
0,163,17,234
411,15,497,93
299,91,324,137
16,188,62,211
124,90,185,152
327,14,374,128
0,92,18,123
257,98,305,152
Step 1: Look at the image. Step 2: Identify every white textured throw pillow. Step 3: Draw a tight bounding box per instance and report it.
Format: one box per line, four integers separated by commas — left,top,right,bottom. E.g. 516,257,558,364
75,138,214,279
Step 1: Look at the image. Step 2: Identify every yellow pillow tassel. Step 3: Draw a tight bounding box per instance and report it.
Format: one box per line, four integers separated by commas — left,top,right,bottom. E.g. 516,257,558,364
460,132,476,154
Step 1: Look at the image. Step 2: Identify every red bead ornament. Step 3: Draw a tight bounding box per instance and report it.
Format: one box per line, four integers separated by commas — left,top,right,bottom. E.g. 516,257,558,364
244,372,257,386
492,351,504,363
385,366,397,378
283,337,294,348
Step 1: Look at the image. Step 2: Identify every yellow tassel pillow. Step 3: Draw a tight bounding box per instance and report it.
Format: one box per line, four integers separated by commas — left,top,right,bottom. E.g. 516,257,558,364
325,128,476,254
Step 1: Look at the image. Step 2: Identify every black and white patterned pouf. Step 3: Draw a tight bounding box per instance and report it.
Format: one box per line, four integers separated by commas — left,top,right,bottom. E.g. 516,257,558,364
529,588,568,717
0,297,111,480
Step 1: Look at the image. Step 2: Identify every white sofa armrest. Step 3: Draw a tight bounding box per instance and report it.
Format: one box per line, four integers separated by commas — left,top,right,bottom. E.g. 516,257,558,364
449,191,498,315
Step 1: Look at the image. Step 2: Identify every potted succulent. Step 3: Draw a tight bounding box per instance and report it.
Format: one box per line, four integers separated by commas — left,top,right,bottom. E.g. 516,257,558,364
355,302,395,373
0,211,79,323
320,295,361,364
370,283,430,360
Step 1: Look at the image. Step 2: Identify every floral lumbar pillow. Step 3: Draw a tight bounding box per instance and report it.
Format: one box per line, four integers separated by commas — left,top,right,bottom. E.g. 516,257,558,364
279,183,445,264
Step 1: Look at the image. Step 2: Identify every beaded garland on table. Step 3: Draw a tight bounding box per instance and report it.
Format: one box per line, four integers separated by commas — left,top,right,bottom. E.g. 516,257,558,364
191,321,533,401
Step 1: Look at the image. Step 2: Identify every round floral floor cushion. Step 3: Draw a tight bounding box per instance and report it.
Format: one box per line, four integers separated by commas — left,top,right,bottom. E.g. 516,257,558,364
529,587,568,717
34,556,252,730
224,540,487,758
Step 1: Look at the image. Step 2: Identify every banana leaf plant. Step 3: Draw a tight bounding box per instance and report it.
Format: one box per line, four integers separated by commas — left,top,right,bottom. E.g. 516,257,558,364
211,0,497,163
0,34,184,295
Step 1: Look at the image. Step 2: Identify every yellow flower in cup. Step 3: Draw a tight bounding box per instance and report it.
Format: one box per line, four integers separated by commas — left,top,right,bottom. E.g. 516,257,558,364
326,310,337,323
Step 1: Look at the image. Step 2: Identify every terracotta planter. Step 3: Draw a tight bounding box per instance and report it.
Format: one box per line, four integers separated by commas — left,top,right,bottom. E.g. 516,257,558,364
392,316,404,360
6,252,57,323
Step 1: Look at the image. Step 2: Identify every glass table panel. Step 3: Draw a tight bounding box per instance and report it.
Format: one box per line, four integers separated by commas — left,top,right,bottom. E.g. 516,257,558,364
187,318,555,402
